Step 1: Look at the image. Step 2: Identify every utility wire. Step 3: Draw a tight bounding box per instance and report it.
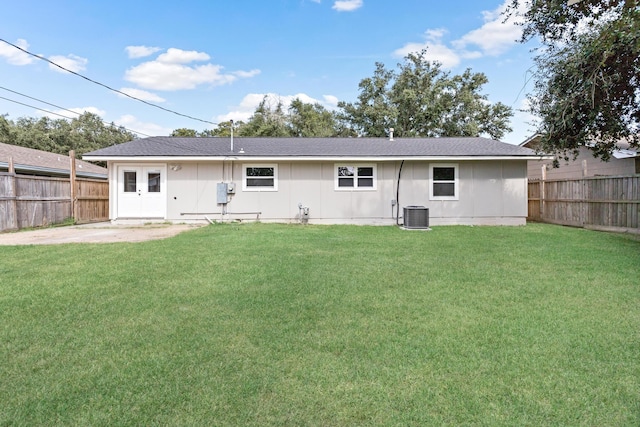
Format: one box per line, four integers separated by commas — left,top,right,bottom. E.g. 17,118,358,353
0,86,153,137
0,38,218,127
0,95,76,120
0,94,153,137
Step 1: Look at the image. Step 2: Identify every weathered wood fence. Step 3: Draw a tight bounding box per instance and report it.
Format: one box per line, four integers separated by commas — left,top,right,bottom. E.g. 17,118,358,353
0,155,109,232
528,174,640,233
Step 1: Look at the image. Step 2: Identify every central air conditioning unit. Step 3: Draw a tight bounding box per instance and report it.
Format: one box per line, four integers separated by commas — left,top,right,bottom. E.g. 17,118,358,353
403,206,429,229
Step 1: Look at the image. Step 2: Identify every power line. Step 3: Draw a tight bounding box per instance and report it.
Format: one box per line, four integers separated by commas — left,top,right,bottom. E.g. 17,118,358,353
0,38,219,127
0,86,153,137
0,95,76,120
0,94,154,137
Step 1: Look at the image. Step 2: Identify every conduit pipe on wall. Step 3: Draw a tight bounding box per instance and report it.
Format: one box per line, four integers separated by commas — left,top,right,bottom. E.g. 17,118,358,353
395,160,405,226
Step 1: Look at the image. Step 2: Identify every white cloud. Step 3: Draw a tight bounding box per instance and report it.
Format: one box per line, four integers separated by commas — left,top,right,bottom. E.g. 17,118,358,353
0,38,36,65
332,0,363,12
453,2,523,56
156,48,210,64
125,45,162,59
393,29,462,68
233,69,261,79
323,95,339,106
393,0,523,68
118,87,166,103
216,92,340,123
48,54,88,73
115,114,173,136
124,48,260,91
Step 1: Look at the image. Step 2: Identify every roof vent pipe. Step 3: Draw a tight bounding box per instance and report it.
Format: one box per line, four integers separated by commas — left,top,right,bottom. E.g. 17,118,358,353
230,119,234,152
389,128,394,141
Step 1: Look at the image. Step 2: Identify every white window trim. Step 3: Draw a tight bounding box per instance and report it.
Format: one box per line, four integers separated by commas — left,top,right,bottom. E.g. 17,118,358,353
429,163,459,201
242,164,278,192
334,163,377,191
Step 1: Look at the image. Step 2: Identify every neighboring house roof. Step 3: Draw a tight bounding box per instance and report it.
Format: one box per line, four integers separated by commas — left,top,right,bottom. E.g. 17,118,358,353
83,136,541,161
520,134,639,158
0,142,107,178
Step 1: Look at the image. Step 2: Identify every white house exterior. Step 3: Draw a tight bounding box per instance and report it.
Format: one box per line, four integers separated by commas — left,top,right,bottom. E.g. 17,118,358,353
520,135,639,180
83,136,543,226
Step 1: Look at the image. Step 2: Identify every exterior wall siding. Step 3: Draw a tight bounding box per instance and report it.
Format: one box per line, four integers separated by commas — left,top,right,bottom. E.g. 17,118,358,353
109,159,528,226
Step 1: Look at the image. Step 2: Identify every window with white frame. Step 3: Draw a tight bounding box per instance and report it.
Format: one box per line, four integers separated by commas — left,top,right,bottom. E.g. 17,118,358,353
243,164,278,191
430,164,458,200
335,164,377,190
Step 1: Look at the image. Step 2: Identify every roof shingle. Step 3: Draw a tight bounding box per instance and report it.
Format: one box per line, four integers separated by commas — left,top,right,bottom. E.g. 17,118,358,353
83,136,537,159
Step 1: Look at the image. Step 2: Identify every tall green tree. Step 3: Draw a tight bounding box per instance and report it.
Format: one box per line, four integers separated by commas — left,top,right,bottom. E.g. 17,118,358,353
288,98,339,137
238,96,291,137
505,0,640,160
338,63,396,137
1,112,135,156
337,51,513,140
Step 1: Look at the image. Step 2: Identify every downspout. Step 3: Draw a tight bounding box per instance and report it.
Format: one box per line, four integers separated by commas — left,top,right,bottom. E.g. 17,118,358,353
396,160,404,226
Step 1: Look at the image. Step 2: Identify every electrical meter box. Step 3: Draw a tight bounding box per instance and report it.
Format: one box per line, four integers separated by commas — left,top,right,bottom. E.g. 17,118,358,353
216,183,228,204
227,182,236,194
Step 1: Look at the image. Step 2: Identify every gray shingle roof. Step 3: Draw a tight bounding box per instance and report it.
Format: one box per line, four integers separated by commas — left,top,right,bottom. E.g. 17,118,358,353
83,136,538,158
0,142,107,178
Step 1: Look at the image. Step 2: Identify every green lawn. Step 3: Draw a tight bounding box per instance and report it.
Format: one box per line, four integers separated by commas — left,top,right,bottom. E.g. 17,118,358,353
1,223,638,426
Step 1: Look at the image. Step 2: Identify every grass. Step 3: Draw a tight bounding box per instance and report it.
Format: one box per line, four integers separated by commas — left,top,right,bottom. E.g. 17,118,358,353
0,223,638,426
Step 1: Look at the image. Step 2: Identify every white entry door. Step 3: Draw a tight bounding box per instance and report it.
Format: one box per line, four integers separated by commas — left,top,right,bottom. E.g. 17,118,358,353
117,166,166,218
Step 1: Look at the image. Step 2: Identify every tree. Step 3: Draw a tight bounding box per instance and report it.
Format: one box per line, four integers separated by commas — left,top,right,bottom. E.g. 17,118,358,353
1,112,135,156
170,128,198,137
199,120,245,137
68,112,136,154
288,98,339,137
238,96,291,137
505,0,640,160
337,51,513,139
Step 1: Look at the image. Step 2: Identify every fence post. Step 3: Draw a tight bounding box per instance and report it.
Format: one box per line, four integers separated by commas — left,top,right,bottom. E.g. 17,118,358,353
540,165,546,220
69,150,77,223
7,156,19,230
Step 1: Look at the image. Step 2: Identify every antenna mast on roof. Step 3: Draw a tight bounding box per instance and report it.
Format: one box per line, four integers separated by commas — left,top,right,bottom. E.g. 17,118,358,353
230,119,234,152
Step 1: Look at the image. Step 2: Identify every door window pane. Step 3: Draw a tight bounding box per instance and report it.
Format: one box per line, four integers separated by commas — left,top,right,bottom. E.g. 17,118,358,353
148,172,161,193
124,171,137,192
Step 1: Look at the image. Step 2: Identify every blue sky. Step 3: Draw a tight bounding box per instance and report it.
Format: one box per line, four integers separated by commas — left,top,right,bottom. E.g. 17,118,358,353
0,0,537,144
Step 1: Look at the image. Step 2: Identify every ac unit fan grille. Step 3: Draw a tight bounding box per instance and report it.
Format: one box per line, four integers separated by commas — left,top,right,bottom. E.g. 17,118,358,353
403,206,429,229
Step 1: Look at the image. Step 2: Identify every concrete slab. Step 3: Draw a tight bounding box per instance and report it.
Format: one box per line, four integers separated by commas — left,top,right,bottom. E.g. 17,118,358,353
0,223,204,245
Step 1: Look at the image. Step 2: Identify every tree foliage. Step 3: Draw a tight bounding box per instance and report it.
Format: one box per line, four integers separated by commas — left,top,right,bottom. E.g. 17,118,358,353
337,51,513,140
227,95,349,137
0,112,136,157
237,96,291,137
170,128,198,137
505,0,640,160
288,98,339,137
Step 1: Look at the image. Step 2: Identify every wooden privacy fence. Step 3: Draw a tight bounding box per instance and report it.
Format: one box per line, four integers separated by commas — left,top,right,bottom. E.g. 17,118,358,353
528,174,640,233
0,155,108,232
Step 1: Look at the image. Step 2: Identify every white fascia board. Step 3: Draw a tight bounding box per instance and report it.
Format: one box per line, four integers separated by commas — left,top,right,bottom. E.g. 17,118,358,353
83,155,552,162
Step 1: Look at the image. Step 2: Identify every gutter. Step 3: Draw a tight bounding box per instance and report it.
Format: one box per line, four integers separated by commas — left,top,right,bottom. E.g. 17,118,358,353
82,155,553,162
